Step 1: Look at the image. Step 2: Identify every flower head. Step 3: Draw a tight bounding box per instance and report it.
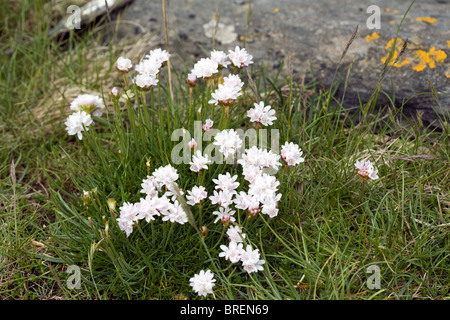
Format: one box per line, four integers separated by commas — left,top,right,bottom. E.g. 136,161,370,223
134,73,159,90
213,129,243,159
281,142,305,166
64,110,93,140
228,46,253,68
189,150,211,172
212,172,240,192
189,270,216,297
135,57,161,76
240,245,265,274
247,101,276,126
115,56,133,73
192,58,219,79
226,225,246,243
116,202,139,237
212,206,236,224
355,160,379,181
202,119,214,132
186,185,208,206
208,83,242,106
219,241,244,263
211,50,231,68
152,164,179,188
70,94,105,117
145,48,170,66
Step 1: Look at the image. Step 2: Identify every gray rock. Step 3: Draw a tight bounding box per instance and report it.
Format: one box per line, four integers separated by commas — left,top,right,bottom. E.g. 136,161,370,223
117,0,450,127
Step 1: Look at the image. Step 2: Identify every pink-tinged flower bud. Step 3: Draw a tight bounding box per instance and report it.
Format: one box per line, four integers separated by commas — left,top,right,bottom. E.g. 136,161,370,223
248,205,260,218
188,138,197,151
221,214,231,227
202,119,214,132
185,73,197,88
111,87,119,96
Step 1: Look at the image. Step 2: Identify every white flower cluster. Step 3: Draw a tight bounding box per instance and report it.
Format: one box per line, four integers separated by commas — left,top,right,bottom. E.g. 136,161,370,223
65,94,105,140
111,46,311,298
187,47,252,108
132,48,170,90
219,242,265,274
116,164,188,237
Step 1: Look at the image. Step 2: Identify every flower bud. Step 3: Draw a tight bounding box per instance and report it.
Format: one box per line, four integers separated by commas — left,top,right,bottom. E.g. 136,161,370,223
107,198,117,216
185,73,197,88
188,138,197,151
221,214,231,228
200,225,208,239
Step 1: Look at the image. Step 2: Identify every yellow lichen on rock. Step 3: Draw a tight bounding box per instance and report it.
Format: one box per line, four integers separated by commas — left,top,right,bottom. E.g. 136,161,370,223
416,17,438,24
412,47,447,72
365,32,380,43
381,38,411,67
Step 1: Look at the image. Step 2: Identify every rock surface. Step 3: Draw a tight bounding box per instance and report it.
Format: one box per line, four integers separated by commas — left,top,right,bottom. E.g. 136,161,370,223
117,0,450,127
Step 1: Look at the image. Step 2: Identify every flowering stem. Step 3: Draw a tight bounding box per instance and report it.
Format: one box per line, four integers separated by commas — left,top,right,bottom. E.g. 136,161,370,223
212,226,226,250
359,179,366,204
122,73,129,89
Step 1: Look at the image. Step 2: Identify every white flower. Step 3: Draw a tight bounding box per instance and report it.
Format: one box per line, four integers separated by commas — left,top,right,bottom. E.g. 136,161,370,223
223,74,244,92
202,119,214,132
208,83,242,106
228,46,253,68
189,270,216,297
233,191,259,212
238,147,282,173
210,50,230,68
115,56,133,73
226,225,246,243
209,189,235,208
145,48,170,66
240,245,265,274
248,173,280,203
247,101,276,126
117,202,139,237
64,111,93,140
140,175,161,196
134,73,159,90
189,150,211,172
355,160,379,180
136,195,161,222
212,172,240,192
135,57,161,76
219,241,244,263
212,206,236,224
152,164,179,188
213,129,242,159
161,200,188,224
192,58,219,79
186,185,208,206
281,142,305,166
70,94,105,117
260,193,281,218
